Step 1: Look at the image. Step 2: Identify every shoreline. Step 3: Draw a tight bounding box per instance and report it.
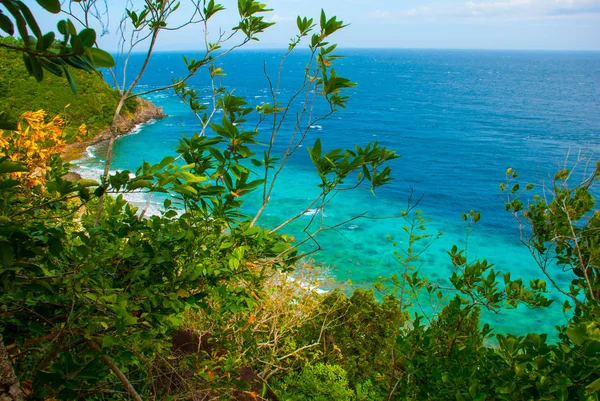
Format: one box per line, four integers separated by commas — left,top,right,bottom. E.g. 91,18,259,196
60,97,167,163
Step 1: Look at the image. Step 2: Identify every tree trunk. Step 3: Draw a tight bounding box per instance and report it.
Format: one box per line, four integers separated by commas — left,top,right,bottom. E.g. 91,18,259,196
0,335,24,401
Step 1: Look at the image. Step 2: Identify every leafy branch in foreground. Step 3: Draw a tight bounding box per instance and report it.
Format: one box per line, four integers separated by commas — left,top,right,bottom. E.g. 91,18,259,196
0,2,399,399
0,0,115,87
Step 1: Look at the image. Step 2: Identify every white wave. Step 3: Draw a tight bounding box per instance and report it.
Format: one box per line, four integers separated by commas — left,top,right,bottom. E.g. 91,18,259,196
71,162,174,218
295,277,327,294
116,119,158,141
119,191,168,217
303,208,326,217
310,125,323,130
86,146,96,159
276,273,328,295
70,163,103,181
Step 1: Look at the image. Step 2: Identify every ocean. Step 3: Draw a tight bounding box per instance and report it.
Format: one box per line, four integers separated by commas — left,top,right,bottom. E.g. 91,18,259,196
73,49,600,337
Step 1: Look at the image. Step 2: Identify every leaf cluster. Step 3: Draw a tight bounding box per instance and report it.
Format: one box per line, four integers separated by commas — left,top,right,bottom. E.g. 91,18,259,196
0,0,115,89
0,37,135,139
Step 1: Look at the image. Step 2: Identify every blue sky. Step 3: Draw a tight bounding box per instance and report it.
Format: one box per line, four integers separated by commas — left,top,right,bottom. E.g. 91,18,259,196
32,0,600,51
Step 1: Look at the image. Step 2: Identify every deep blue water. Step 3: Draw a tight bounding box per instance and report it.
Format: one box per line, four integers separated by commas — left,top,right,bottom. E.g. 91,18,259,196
75,49,600,336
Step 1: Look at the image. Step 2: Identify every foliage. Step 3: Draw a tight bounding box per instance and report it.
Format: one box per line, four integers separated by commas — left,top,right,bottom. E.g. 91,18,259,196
0,37,135,140
306,289,401,390
0,113,301,398
0,109,69,188
276,363,355,401
0,1,398,400
1,1,599,400
503,165,600,307
262,176,599,401
0,0,115,87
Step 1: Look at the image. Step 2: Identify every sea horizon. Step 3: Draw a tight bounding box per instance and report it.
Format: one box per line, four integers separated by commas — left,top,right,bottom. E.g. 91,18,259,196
117,46,600,55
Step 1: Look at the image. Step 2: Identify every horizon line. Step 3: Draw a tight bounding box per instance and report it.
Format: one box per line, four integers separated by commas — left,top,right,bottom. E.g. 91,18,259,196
114,46,600,54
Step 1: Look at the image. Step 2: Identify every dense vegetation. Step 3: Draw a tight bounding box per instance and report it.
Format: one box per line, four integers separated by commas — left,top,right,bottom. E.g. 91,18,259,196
0,1,599,400
0,36,136,141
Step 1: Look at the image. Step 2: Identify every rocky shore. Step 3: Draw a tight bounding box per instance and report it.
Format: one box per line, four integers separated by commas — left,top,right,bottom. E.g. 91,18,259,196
60,97,167,162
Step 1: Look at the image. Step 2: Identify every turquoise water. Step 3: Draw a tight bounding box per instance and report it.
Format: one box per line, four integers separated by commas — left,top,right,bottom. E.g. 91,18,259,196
74,49,600,336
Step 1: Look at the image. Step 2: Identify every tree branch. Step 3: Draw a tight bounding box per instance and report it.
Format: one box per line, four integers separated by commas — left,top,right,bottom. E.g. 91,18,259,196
86,339,143,401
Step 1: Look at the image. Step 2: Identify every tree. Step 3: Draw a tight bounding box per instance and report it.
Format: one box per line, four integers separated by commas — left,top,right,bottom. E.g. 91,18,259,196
0,1,397,399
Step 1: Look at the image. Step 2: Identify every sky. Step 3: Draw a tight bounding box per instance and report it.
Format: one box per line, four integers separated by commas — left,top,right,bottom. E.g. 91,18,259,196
30,0,600,51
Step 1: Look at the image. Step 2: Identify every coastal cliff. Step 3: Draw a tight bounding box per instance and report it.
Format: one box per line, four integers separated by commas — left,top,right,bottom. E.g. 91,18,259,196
60,97,167,161
0,37,167,163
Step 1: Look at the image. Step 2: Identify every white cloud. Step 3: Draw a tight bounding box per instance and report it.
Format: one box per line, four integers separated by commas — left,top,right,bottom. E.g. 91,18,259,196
266,14,294,23
368,7,432,19
550,0,600,15
464,0,533,16
383,0,600,21
464,0,600,17
368,10,392,19
398,7,433,17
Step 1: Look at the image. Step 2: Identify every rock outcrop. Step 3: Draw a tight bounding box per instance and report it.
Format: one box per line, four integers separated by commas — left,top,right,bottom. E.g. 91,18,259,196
60,97,167,161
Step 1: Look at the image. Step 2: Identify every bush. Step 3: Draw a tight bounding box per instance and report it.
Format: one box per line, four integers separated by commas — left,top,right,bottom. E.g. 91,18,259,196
0,37,123,141
277,363,355,401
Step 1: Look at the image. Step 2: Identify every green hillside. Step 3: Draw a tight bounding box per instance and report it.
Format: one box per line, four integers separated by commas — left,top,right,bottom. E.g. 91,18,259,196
0,36,135,142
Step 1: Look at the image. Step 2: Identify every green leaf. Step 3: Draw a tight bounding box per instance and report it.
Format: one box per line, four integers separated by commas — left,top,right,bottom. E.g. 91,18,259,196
22,53,33,75
0,11,15,35
174,185,198,196
102,335,117,348
566,325,586,346
36,0,61,13
159,156,175,169
25,54,44,81
2,2,29,46
75,179,100,188
78,28,96,47
0,242,14,265
28,321,44,336
128,180,153,190
88,47,116,68
0,119,17,130
320,9,326,30
63,66,76,94
39,58,63,77
0,161,28,174
554,169,569,180
587,378,600,394
57,19,67,35
66,19,77,35
47,236,63,257
309,138,322,163
70,34,84,55
18,2,42,41
0,179,20,190
40,31,56,51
